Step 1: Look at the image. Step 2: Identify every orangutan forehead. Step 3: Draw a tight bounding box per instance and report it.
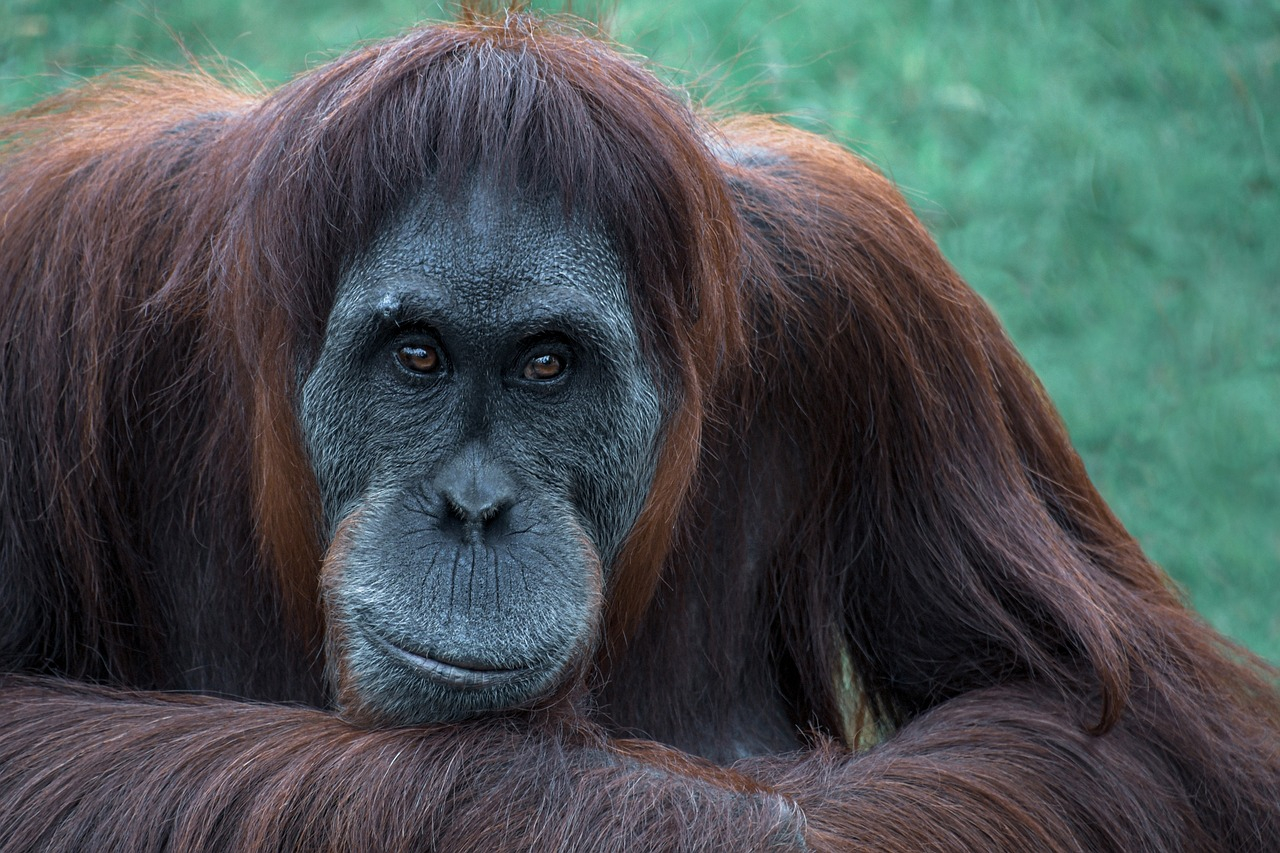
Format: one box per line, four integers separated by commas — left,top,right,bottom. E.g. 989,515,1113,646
340,182,630,316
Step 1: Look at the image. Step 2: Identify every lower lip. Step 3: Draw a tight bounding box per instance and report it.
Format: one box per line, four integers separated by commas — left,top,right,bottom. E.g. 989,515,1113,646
361,627,528,689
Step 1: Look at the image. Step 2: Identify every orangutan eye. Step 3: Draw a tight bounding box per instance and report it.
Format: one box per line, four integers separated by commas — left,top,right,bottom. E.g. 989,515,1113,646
395,344,441,375
522,352,565,381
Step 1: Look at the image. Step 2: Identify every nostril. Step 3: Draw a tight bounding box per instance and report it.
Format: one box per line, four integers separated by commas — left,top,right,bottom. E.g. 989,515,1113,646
442,491,508,525
435,445,516,530
476,501,504,524
442,493,468,523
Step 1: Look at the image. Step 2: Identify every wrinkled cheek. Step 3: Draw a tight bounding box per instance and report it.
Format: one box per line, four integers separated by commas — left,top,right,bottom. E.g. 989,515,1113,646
588,451,662,571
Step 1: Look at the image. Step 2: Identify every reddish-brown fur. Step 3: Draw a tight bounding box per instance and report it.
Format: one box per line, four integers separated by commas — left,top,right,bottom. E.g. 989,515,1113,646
1,12,1277,851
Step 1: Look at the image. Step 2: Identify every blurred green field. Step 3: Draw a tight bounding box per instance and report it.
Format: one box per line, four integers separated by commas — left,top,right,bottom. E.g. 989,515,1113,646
3,0,1277,661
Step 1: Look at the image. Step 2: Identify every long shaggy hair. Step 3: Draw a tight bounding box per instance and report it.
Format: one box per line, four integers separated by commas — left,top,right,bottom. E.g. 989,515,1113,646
1,11,1276,851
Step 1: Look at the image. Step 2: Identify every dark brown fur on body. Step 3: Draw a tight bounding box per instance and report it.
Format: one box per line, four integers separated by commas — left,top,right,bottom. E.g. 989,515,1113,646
1,12,1277,851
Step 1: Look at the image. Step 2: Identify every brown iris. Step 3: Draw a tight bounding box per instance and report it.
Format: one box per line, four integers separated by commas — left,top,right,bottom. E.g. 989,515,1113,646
523,352,565,381
396,344,440,374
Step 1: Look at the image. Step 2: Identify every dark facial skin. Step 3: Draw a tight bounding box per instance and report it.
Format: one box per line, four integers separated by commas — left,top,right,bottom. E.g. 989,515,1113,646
299,184,664,724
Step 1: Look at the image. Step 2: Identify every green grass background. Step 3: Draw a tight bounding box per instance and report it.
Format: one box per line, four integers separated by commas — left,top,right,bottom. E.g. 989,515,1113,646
3,0,1277,661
